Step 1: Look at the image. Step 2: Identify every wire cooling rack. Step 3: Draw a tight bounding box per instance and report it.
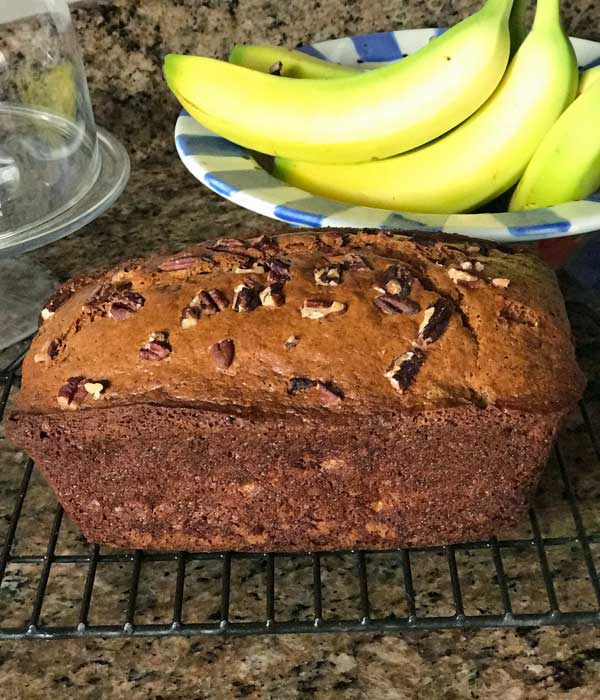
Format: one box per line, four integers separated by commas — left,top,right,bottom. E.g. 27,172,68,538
1,339,600,640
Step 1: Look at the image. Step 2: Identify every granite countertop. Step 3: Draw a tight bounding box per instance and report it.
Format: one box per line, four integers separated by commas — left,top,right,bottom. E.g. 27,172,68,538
2,1,600,698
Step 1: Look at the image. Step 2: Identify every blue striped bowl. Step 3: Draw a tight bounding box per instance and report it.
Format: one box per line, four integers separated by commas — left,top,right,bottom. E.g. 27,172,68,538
174,29,600,242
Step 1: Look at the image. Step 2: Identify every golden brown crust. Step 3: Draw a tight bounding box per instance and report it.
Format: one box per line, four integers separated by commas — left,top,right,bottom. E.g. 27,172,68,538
13,229,585,418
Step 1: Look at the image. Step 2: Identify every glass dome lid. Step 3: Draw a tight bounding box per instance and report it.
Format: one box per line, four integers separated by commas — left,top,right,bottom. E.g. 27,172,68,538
0,0,129,256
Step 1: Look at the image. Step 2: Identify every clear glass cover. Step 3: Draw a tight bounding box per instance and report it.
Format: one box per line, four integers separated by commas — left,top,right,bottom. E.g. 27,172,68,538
0,0,128,255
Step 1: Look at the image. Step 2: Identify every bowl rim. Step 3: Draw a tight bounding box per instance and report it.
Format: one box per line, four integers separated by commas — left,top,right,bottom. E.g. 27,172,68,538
174,28,600,242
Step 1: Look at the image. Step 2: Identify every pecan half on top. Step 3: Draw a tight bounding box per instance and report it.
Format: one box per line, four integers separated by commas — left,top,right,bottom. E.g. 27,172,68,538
210,338,235,370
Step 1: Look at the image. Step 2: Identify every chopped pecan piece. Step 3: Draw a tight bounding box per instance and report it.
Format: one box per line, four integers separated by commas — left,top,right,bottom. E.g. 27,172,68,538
314,263,342,286
233,281,262,312
460,261,473,271
246,234,278,254
330,252,371,270
83,381,107,400
317,381,344,405
159,253,208,271
34,338,61,364
301,299,347,320
287,376,317,394
491,277,510,289
108,290,145,320
181,288,228,328
180,304,202,329
418,297,453,345
207,238,248,253
266,258,291,285
373,294,420,315
381,265,412,297
385,349,425,393
201,288,229,314
474,261,485,272
210,339,235,370
40,307,55,322
285,335,300,350
447,267,481,287
139,331,172,361
234,261,266,274
57,376,89,410
260,284,285,307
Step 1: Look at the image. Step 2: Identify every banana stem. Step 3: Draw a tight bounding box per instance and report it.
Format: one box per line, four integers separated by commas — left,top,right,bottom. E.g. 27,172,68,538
482,0,515,19
532,0,562,28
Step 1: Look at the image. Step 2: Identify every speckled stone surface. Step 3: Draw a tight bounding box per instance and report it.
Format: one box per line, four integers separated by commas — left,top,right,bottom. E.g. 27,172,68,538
3,0,600,697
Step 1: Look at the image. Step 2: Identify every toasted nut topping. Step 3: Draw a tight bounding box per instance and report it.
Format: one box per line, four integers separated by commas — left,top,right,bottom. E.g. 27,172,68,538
233,282,262,312
474,261,485,272
108,291,145,320
139,331,172,361
57,376,89,410
34,338,61,363
206,237,248,252
266,259,291,285
491,277,510,288
181,305,201,329
234,261,266,274
460,261,473,271
448,267,479,286
285,335,300,350
287,376,317,394
41,307,55,322
301,299,347,320
260,284,285,307
246,234,278,253
159,253,209,271
314,264,342,286
287,377,343,403
466,244,481,254
317,381,344,405
181,288,228,328
210,339,235,370
373,294,420,315
418,297,453,345
83,382,106,400
381,265,412,298
385,349,425,393
329,252,371,270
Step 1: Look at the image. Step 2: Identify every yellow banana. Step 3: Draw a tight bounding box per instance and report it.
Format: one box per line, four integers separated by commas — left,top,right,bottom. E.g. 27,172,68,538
274,0,578,214
164,0,514,164
510,77,600,210
578,65,600,95
229,45,362,78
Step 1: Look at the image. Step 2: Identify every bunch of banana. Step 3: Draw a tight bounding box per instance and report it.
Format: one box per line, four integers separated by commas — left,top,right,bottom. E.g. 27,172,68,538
164,0,598,214
273,0,577,214
164,0,514,164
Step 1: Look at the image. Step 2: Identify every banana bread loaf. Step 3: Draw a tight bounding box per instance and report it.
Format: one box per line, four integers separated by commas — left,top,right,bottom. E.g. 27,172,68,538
6,229,585,551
